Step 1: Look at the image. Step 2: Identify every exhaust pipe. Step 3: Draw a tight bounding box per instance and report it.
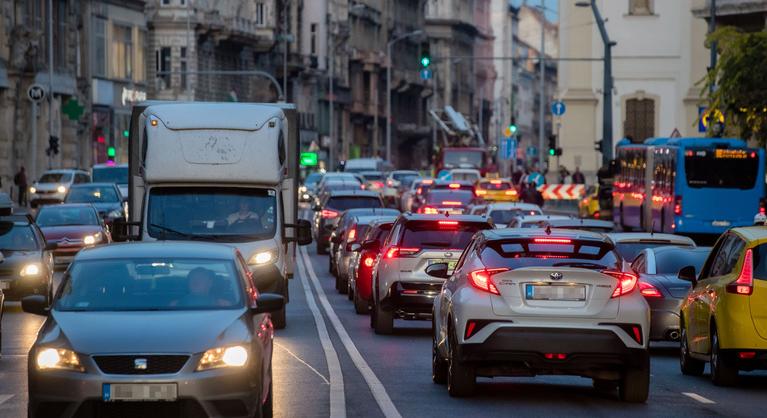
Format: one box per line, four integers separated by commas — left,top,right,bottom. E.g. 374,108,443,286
667,330,680,341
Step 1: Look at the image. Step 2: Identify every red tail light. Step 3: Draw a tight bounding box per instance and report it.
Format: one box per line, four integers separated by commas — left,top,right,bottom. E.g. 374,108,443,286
441,201,462,206
727,248,753,295
468,268,508,295
363,254,376,268
533,238,572,244
739,351,757,359
638,281,663,298
760,198,766,215
416,187,423,195
674,196,682,215
385,247,420,258
387,180,394,186
448,183,461,189
438,220,459,226
593,211,600,218
602,270,639,298
347,228,357,243
464,321,477,339
321,209,339,219
544,353,567,360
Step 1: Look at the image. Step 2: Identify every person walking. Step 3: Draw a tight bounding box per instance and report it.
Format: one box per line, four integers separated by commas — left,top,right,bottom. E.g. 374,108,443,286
13,166,27,206
572,167,586,184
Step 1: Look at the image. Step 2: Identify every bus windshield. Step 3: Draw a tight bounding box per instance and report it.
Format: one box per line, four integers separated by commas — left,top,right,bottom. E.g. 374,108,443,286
443,150,483,168
684,148,759,189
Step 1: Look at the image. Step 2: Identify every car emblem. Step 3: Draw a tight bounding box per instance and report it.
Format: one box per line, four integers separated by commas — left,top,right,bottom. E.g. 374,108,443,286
549,272,563,281
444,252,453,258
134,358,148,370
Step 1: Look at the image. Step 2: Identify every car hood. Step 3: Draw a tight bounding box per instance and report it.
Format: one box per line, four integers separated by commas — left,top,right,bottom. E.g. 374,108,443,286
42,309,249,354
41,225,103,241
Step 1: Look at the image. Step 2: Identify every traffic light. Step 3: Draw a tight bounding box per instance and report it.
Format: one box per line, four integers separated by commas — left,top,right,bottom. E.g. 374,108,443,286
107,146,116,160
548,135,557,156
420,52,431,68
122,129,129,138
505,118,518,137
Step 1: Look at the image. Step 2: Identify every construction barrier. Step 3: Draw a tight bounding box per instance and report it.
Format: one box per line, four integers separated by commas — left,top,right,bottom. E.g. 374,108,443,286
536,184,586,200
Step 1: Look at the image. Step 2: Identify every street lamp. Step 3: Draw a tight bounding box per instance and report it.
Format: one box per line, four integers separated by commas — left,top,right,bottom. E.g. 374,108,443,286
386,29,423,164
576,0,615,166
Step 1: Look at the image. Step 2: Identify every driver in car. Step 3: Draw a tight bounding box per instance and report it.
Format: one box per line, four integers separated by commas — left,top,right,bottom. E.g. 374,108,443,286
227,199,260,226
174,267,233,307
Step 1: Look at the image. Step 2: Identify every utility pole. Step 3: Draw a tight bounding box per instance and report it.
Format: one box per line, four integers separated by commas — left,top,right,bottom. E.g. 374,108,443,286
283,0,291,100
47,0,54,169
537,0,546,170
186,0,191,93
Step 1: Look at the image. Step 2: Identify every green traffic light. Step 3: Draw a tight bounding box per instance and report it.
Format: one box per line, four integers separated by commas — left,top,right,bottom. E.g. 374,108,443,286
123,130,129,138
420,56,431,68
107,147,116,157
548,148,556,156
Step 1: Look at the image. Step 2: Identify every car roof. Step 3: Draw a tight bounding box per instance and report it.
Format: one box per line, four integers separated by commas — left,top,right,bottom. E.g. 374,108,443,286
486,202,541,210
483,227,611,243
607,233,696,245
0,214,34,225
326,190,381,198
400,213,490,223
342,208,399,216
92,163,128,169
514,215,571,222
434,179,473,185
731,226,767,243
546,218,615,228
76,241,236,261
38,203,96,210
354,215,399,225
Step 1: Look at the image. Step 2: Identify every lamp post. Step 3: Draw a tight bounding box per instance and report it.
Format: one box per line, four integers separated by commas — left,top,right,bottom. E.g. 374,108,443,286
386,29,423,164
576,0,615,166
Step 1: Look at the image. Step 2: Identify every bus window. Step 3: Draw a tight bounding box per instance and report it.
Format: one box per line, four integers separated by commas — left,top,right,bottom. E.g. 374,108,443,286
684,149,759,189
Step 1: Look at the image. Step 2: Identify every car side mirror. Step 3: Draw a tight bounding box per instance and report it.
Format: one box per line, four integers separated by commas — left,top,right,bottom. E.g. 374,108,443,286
22,295,49,316
350,243,362,252
678,265,697,285
252,293,285,315
361,239,380,252
425,263,450,279
293,219,312,246
311,202,321,211
44,242,58,251
112,219,141,242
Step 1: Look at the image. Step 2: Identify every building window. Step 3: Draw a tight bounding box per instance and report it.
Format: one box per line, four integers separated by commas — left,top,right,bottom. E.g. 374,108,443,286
92,16,107,77
162,0,170,5
53,0,67,71
628,0,653,16
180,47,188,90
111,25,133,79
624,98,655,142
310,23,317,55
135,30,146,82
255,2,265,25
157,47,171,89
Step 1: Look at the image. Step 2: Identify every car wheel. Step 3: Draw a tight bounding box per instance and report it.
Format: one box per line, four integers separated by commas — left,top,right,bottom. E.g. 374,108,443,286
432,318,447,384
373,301,393,335
680,325,704,376
618,352,649,403
447,325,475,397
353,290,368,315
346,280,353,301
271,305,286,330
593,379,618,393
710,327,738,386
316,242,328,255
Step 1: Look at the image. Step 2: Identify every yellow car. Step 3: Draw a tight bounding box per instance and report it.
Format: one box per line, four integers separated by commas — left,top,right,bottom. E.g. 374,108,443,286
579,185,600,218
678,226,767,386
474,179,519,202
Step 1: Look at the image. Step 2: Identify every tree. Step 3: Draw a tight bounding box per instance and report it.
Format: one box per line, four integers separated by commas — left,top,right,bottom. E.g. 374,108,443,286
702,27,767,144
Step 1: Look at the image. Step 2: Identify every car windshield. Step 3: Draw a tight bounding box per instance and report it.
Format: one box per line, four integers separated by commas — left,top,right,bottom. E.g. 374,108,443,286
489,209,539,225
654,249,710,275
36,207,100,227
478,181,512,190
401,221,490,250
425,190,474,205
66,186,119,203
147,187,277,242
55,258,243,311
39,173,72,183
326,196,382,211
92,167,128,185
0,222,39,251
614,242,692,261
481,238,620,270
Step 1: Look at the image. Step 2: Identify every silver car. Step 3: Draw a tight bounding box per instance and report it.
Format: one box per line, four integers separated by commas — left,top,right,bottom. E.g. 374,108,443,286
24,241,283,418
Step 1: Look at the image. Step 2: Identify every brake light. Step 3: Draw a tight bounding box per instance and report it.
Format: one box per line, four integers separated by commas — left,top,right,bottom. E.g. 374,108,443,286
442,201,462,206
464,321,477,339
533,238,572,244
468,268,508,295
372,181,384,188
347,228,357,243
603,270,639,298
423,206,438,214
385,247,420,258
438,220,459,226
739,351,757,359
674,196,682,215
449,183,461,189
363,255,376,268
321,209,339,219
638,281,663,298
422,179,434,185
760,198,766,215
544,353,567,360
727,248,753,295
505,190,518,196
475,190,487,196
631,325,643,344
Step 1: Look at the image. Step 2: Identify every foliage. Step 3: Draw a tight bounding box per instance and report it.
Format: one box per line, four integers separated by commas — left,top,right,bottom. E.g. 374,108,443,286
702,27,767,144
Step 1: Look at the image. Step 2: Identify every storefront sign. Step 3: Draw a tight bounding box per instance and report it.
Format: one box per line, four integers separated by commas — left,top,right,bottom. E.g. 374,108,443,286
121,87,147,106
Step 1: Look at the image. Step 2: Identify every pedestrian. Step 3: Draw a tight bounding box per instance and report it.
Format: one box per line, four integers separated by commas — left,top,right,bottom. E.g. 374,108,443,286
572,166,585,184
558,166,570,184
511,168,523,185
13,166,27,206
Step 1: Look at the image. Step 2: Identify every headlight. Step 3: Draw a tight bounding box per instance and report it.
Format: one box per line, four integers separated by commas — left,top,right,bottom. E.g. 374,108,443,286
36,348,84,372
197,345,248,371
249,250,277,266
20,263,42,277
299,186,307,193
29,186,37,194
56,185,67,194
83,233,101,245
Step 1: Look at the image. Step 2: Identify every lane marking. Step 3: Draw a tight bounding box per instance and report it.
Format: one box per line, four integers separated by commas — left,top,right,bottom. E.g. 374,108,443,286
682,392,716,404
300,247,402,418
296,250,346,418
0,395,14,405
274,342,331,385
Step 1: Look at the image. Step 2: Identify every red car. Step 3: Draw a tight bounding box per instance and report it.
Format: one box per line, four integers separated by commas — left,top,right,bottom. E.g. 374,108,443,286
35,204,112,266
350,219,395,314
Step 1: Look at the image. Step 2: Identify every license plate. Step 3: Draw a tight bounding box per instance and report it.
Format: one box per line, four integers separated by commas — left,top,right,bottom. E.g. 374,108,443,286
428,259,457,273
712,220,731,227
103,383,178,402
0,281,9,290
525,284,586,301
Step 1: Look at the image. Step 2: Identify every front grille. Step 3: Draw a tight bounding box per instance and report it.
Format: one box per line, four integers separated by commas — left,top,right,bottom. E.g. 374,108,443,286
93,355,189,375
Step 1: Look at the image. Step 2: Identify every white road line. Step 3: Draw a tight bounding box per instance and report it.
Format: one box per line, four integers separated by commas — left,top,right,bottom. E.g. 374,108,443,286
296,250,346,418
682,392,716,404
0,395,14,405
300,247,402,418
274,342,331,385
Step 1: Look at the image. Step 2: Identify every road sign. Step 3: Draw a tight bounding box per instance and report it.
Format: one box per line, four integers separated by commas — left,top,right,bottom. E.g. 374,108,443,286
526,146,537,157
551,101,566,116
500,138,517,161
300,152,319,167
701,108,724,129
420,69,432,80
27,84,46,103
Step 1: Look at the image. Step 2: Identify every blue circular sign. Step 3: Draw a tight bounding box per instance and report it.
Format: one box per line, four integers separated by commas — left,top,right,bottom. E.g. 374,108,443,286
551,101,566,116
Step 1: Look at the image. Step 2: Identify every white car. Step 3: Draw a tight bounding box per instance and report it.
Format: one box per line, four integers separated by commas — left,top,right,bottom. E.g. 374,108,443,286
430,228,651,402
383,170,420,205
607,232,696,262
370,213,493,334
506,214,570,229
483,202,543,227
29,169,91,208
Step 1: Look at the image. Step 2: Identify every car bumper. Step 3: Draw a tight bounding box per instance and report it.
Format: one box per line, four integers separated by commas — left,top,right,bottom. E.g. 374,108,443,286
0,276,47,298
720,349,767,371
30,193,66,205
380,281,443,320
459,326,649,379
29,365,260,418
646,297,683,341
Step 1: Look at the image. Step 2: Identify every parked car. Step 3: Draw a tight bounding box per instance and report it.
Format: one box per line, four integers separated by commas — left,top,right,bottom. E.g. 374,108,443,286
312,190,384,254
29,169,91,208
0,214,54,303
35,204,112,266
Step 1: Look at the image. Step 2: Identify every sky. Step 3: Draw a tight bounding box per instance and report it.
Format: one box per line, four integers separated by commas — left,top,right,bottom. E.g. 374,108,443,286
510,0,559,22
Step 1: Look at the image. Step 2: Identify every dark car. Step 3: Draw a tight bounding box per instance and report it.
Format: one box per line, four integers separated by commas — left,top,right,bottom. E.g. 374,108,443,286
64,183,126,225
0,215,54,303
36,204,112,266
312,190,384,254
329,208,400,278
349,219,396,314
631,246,711,341
24,241,283,418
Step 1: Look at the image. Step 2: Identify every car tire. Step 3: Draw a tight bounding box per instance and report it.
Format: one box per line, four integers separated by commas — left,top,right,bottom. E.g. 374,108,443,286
432,319,447,384
373,301,393,335
353,290,369,314
261,373,273,418
271,306,286,330
618,353,649,403
710,327,738,386
316,242,328,255
680,325,705,376
592,379,618,393
447,326,475,397
346,280,353,301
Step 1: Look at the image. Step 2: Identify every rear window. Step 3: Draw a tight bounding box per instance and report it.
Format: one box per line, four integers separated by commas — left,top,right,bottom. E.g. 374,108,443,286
684,148,759,189
654,250,709,275
326,196,382,211
749,244,767,281
478,182,512,191
361,172,384,181
489,209,540,225
401,220,491,250
324,183,362,192
614,242,692,261
481,238,620,270
425,190,474,205
39,172,72,183
370,223,394,244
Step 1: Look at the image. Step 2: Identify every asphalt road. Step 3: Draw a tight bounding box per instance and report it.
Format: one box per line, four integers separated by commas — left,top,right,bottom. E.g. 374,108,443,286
2,241,767,417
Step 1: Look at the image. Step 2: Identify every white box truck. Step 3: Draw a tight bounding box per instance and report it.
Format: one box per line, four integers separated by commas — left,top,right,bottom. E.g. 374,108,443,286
121,102,312,328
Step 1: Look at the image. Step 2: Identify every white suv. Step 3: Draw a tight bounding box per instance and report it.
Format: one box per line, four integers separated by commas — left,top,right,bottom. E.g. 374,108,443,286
430,228,650,402
370,213,493,334
29,169,91,208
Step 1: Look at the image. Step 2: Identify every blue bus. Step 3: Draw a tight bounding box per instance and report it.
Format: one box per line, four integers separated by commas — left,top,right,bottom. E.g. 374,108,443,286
613,137,765,235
